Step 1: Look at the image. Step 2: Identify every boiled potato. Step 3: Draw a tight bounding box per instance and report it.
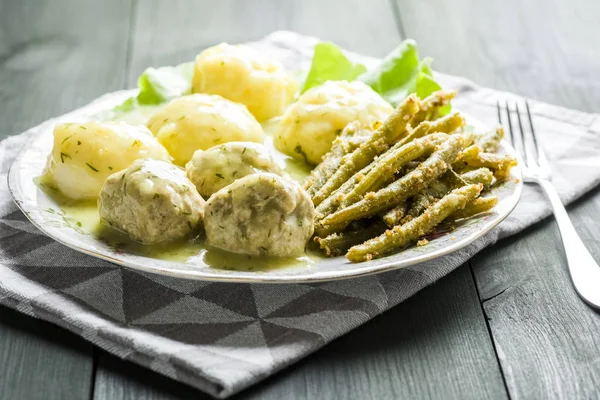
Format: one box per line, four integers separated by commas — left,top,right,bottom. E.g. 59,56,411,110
43,121,171,200
186,142,283,198
274,80,393,165
147,94,264,166
192,43,297,121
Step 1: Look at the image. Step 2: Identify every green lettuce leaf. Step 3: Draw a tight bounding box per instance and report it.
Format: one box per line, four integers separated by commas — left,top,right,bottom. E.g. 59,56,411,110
359,40,447,112
301,42,367,93
114,62,194,112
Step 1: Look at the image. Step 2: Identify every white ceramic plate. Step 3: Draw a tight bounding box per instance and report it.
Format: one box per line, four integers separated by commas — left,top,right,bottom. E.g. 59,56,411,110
8,90,522,283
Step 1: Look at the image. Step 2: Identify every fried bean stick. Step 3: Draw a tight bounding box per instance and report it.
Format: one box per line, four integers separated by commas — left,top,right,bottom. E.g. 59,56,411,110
315,133,473,237
312,95,421,205
346,184,483,262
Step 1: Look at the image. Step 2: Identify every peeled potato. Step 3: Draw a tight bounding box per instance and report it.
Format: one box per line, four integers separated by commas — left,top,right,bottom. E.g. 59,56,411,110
147,94,265,166
192,43,297,121
43,121,171,200
274,80,393,165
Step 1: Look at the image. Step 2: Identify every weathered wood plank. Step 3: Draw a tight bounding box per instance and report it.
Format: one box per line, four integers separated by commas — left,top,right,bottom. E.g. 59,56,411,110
393,0,600,112
0,0,132,398
94,3,504,399
394,0,600,398
0,306,94,400
0,0,133,138
127,0,401,81
472,190,600,399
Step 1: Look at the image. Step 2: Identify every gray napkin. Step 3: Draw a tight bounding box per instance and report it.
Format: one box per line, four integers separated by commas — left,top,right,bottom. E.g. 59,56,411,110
1,32,599,398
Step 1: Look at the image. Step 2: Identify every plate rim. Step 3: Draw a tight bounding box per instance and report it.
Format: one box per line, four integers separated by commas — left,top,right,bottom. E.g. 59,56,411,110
7,94,523,284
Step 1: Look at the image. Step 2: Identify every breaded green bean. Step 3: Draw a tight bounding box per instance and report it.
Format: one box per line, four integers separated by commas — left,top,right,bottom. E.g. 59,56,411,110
412,90,457,126
452,144,481,168
315,162,373,219
382,202,407,227
315,133,473,237
448,196,498,221
339,133,449,208
460,152,517,180
475,127,504,153
346,184,483,262
315,220,388,257
460,168,494,188
406,192,438,219
304,122,370,195
324,114,464,210
312,95,421,205
403,169,467,222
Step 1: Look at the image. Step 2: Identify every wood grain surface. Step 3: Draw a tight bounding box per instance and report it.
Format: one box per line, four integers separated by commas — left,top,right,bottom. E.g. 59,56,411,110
394,0,600,398
0,0,132,398
1,0,599,399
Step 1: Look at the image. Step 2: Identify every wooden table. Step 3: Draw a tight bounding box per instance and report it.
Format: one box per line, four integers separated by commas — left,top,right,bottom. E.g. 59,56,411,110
1,1,599,399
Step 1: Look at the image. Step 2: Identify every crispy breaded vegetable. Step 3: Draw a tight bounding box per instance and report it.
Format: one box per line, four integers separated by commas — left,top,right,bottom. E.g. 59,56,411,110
411,90,457,126
460,152,517,180
404,192,437,222
315,220,387,257
346,184,483,262
476,127,504,153
382,202,407,227
460,168,494,188
453,144,481,168
449,196,498,221
312,95,421,205
304,122,370,196
339,132,449,207
315,133,473,237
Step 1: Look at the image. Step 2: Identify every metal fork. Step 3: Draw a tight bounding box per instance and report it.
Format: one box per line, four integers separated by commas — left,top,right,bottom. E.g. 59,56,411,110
498,101,600,309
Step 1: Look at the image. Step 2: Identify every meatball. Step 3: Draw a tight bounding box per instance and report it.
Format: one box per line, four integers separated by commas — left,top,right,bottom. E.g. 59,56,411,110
43,121,171,200
98,159,205,244
147,94,264,166
192,43,297,121
204,173,315,257
274,80,393,165
186,142,284,198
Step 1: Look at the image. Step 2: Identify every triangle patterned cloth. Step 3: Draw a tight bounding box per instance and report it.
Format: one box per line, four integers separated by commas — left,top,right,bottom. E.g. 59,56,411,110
1,32,599,397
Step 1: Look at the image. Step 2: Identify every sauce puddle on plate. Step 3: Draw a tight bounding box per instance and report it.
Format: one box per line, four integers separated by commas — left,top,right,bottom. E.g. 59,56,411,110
36,175,319,272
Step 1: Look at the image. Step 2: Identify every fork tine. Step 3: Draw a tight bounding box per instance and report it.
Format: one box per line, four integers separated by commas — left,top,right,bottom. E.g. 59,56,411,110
525,101,541,160
504,101,516,148
515,103,530,166
496,100,502,124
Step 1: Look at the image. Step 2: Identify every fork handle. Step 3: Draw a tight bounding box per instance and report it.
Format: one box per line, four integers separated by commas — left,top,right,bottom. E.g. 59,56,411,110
536,178,600,308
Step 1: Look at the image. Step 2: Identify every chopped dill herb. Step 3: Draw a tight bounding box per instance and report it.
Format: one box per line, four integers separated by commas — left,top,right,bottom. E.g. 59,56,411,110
294,145,311,164
108,166,113,171
259,246,267,252
187,221,193,230
215,173,225,179
178,115,186,120
232,170,238,177
153,193,159,199
76,221,82,227
242,147,247,154
61,135,73,144
163,117,169,123
79,125,87,130
86,163,99,172
132,139,141,147
60,152,71,163
77,141,82,145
